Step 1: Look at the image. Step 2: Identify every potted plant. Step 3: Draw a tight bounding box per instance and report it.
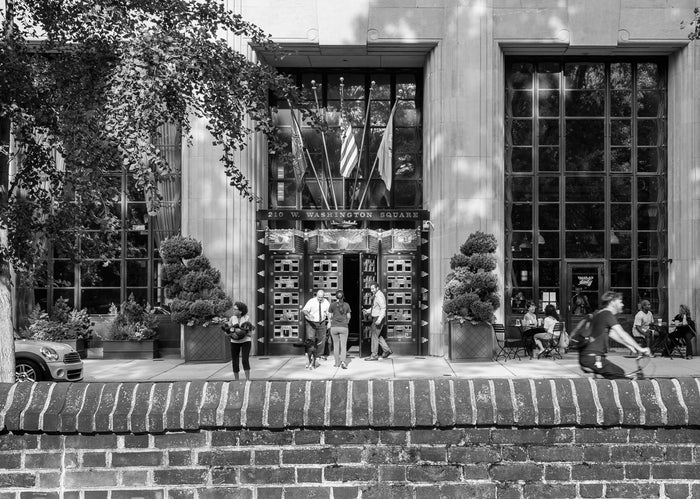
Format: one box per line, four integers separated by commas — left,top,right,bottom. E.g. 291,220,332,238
24,298,93,358
443,231,501,360
101,295,159,359
160,236,233,361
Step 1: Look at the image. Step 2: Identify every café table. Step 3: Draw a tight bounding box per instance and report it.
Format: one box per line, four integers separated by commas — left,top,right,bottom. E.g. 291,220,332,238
647,321,676,356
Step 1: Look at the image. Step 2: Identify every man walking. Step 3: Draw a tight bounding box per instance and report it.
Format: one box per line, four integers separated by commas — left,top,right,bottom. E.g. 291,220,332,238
363,281,392,361
302,289,330,361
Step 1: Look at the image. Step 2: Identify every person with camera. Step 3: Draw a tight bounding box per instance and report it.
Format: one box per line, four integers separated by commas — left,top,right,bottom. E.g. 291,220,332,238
226,301,254,380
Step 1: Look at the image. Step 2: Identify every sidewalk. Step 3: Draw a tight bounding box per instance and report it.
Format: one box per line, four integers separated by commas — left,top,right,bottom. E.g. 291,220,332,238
81,352,700,382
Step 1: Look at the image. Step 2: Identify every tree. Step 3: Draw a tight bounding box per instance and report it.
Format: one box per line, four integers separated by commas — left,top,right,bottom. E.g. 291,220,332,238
0,0,300,382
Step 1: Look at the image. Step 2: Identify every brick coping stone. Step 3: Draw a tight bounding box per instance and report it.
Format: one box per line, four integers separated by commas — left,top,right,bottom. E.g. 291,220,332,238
0,378,698,433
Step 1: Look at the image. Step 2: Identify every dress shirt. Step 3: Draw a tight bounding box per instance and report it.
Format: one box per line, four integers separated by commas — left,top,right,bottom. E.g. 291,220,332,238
302,297,330,322
370,290,386,320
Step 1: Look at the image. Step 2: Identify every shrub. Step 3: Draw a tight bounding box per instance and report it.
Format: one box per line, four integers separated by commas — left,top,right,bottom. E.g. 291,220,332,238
105,294,158,341
443,231,501,324
160,235,232,326
159,236,202,262
24,299,94,341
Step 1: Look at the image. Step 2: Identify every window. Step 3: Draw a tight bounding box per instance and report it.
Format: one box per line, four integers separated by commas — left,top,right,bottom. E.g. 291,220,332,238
36,124,181,314
506,59,667,316
269,69,423,223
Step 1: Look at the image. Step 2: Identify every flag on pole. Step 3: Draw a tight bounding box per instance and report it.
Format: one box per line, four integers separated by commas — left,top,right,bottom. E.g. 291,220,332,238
376,104,396,191
290,113,306,191
340,120,359,178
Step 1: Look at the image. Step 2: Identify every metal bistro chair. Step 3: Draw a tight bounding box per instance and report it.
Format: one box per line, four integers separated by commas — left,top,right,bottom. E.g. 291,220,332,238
494,323,527,361
539,322,564,360
494,323,509,361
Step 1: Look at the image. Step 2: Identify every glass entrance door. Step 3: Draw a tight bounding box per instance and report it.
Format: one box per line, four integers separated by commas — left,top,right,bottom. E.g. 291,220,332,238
566,263,604,331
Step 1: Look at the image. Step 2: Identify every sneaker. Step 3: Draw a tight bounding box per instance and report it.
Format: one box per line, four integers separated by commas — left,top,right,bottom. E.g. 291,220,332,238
341,362,347,369
381,351,392,359
364,356,379,361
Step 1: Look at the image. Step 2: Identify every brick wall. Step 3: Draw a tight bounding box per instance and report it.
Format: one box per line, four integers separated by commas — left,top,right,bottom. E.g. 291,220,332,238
1,378,699,498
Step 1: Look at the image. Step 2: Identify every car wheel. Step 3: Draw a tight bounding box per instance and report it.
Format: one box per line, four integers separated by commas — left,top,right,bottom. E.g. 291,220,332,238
15,360,43,382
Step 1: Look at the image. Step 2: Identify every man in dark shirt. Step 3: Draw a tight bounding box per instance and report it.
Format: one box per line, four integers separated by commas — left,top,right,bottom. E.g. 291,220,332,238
579,291,650,379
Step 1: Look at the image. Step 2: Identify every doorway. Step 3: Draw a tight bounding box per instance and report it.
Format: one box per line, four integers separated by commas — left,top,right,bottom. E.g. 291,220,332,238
566,262,605,331
342,254,361,349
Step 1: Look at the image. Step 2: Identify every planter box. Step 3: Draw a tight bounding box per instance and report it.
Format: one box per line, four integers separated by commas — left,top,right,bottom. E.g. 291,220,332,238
154,315,181,357
183,325,232,362
58,339,87,359
449,320,495,361
102,340,158,360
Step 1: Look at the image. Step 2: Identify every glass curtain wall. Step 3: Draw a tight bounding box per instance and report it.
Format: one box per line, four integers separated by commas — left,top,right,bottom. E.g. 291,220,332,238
269,69,423,229
36,124,182,313
505,59,668,322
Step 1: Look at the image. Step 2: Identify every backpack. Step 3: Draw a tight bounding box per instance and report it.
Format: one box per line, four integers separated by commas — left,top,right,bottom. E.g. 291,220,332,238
568,313,596,351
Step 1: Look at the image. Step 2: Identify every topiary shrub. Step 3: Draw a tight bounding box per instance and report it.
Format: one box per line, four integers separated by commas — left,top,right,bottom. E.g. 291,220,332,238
443,231,501,323
160,236,232,326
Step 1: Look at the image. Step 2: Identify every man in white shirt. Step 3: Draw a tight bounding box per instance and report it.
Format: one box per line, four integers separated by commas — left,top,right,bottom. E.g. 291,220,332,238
633,299,654,349
302,289,331,359
363,282,392,361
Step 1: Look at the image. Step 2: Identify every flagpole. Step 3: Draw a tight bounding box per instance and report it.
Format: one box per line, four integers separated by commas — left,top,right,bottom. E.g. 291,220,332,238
311,81,338,210
287,100,331,210
349,81,374,211
339,77,345,209
357,99,398,210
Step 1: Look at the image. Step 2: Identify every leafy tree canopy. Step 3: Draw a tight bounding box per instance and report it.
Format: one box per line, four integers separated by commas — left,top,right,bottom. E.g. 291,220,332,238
0,0,299,279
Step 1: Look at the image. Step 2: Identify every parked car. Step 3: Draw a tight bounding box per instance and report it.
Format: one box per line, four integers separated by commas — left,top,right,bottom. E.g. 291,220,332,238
14,337,84,382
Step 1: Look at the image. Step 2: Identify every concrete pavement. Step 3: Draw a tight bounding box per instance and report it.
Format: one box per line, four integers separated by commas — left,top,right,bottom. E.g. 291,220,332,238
81,351,700,382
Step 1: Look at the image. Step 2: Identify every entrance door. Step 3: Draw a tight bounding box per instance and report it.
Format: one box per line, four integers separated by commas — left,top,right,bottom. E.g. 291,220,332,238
566,262,604,331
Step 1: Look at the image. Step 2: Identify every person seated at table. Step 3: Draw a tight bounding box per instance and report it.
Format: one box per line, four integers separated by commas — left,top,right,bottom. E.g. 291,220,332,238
521,301,543,358
632,299,654,348
533,304,559,358
670,304,697,360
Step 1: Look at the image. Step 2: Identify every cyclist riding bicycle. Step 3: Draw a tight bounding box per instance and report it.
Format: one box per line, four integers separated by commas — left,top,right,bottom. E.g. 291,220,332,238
579,291,650,379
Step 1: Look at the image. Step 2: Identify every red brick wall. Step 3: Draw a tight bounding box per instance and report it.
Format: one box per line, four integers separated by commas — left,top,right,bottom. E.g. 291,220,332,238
1,378,699,498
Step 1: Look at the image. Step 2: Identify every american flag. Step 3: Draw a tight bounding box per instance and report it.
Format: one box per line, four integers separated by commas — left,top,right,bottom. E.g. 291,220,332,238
339,120,358,178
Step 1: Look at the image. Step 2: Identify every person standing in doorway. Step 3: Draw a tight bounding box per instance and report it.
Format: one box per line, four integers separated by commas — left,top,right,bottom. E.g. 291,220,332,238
302,289,330,361
329,290,351,369
363,281,392,361
228,302,254,380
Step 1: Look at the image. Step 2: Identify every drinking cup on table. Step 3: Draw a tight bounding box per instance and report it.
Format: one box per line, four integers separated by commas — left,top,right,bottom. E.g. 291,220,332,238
657,318,662,326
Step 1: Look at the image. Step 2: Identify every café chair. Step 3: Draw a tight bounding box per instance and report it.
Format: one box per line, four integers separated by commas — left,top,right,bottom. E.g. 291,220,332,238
494,323,527,361
538,322,564,360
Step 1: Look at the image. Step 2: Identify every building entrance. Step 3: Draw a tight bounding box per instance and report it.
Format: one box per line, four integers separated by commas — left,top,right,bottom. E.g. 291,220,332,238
257,228,429,356
566,262,605,332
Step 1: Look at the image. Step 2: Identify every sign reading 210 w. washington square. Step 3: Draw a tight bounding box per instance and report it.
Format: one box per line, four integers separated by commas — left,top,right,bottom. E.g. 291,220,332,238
259,209,430,221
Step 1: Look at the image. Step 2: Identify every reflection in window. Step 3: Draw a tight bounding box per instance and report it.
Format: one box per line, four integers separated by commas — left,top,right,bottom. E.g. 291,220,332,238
269,70,422,215
505,59,667,319
34,124,181,313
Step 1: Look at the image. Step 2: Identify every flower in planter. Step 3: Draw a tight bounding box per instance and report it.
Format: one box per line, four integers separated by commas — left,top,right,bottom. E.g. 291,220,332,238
104,295,158,342
159,236,233,326
24,298,95,342
443,231,501,324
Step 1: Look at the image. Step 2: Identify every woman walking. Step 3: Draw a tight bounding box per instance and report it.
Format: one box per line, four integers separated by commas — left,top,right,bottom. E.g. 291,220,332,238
228,301,254,380
328,290,351,369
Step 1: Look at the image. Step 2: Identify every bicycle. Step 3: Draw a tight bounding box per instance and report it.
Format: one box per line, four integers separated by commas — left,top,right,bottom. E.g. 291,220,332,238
625,352,654,379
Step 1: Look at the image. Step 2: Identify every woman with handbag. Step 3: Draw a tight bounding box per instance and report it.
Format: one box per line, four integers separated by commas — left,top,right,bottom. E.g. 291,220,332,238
671,304,696,359
227,301,254,380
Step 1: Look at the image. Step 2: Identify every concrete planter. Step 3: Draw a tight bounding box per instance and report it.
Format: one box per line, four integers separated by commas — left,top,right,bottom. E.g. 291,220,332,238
448,320,495,361
102,340,158,359
182,325,232,362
